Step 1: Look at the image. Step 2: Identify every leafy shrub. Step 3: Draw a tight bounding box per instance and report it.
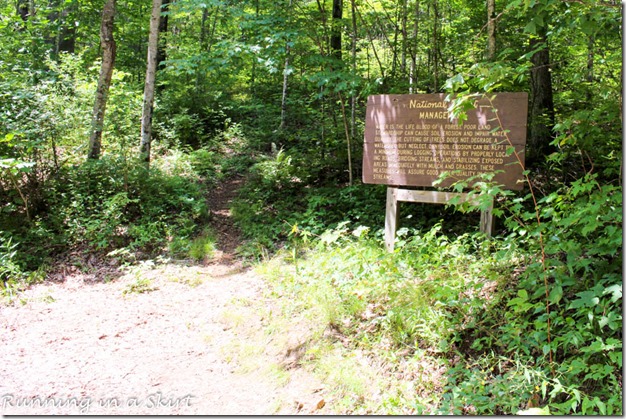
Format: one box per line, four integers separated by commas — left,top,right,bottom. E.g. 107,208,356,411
4,156,210,270
257,171,622,414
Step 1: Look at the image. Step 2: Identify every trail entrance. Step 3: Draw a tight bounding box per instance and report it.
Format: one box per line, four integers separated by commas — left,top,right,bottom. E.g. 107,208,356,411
0,177,328,415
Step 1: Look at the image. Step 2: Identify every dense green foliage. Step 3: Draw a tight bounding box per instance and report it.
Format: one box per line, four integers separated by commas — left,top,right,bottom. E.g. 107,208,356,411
260,191,621,413
0,0,621,414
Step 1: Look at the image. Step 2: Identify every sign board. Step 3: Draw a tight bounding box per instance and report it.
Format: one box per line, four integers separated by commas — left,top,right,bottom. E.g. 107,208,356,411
362,93,528,190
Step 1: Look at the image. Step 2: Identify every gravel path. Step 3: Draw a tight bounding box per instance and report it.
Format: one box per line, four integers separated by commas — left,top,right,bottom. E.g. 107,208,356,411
0,178,328,415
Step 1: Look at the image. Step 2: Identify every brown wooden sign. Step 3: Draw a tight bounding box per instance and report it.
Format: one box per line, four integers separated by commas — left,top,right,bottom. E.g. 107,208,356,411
362,93,528,190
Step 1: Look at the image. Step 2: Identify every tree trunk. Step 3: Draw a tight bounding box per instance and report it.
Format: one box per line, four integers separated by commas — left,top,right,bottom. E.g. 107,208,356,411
279,46,290,130
338,93,353,186
390,3,400,79
400,0,408,75
140,0,162,164
487,0,495,61
409,0,419,92
279,0,293,130
195,6,209,94
527,28,555,166
586,33,594,102
431,0,439,91
350,0,357,138
17,0,30,22
87,0,116,160
353,5,385,81
331,0,342,60
249,0,259,89
156,0,169,71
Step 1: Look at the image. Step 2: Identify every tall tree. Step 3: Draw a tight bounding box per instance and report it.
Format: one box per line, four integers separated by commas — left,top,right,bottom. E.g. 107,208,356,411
350,0,357,137
527,23,555,166
486,0,495,60
156,0,169,71
400,0,408,75
330,0,342,59
279,0,292,130
140,0,163,164
87,0,116,160
431,0,440,91
409,0,420,92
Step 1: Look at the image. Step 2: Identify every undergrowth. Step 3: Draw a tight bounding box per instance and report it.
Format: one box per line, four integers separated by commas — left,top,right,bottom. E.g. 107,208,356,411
254,173,622,415
232,148,483,258
0,151,218,299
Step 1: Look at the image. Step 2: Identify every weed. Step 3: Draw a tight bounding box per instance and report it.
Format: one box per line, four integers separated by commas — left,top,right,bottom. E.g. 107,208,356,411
188,230,217,262
122,277,158,295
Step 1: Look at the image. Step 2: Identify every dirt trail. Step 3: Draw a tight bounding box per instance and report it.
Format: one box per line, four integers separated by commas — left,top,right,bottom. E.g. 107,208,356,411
0,178,328,415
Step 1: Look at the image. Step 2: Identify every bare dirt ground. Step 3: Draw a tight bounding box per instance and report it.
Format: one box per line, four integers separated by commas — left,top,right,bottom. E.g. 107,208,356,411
0,178,329,415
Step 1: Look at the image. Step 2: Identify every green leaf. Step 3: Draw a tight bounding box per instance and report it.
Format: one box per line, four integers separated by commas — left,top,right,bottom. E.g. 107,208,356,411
524,21,537,34
0,133,15,144
594,397,606,415
548,285,563,305
568,290,600,309
602,284,622,303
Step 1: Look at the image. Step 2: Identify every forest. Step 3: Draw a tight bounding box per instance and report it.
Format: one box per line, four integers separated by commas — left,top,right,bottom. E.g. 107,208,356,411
0,0,622,414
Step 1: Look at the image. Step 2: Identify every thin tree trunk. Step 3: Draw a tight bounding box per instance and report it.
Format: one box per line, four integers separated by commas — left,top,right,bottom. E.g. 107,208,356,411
350,0,357,138
400,0,408,75
528,28,555,166
207,8,219,54
331,0,342,60
409,0,419,92
249,0,259,89
279,0,293,130
315,0,328,56
279,48,290,129
586,34,594,102
390,2,400,79
157,0,169,71
320,85,326,163
487,0,496,61
195,6,209,94
87,0,116,160
140,0,162,164
432,0,439,91
353,4,385,80
199,6,208,49
338,92,353,186
155,0,169,96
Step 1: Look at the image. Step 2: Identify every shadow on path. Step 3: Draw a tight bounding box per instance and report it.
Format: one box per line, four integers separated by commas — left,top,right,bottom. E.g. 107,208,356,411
206,175,245,264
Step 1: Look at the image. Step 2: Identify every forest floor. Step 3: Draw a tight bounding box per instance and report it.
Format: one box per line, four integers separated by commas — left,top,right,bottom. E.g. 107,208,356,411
0,177,331,415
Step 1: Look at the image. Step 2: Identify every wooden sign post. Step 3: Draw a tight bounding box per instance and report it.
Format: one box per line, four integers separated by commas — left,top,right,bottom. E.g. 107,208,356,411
384,188,493,252
362,93,528,252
